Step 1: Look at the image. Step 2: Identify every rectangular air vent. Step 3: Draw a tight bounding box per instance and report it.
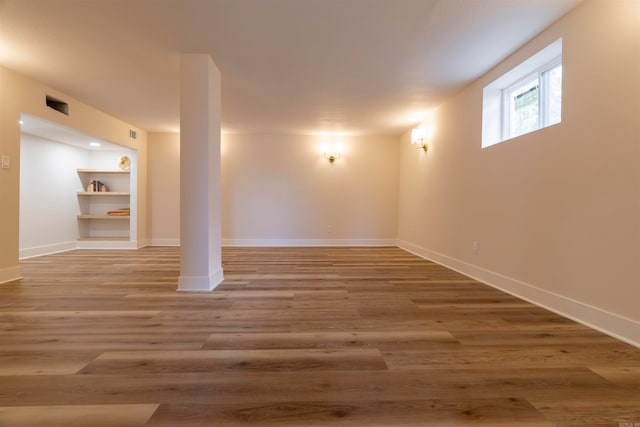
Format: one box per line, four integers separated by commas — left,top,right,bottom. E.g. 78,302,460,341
45,95,69,115
129,129,137,140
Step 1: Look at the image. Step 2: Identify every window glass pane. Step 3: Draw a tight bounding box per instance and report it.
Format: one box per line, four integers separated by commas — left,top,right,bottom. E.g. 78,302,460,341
509,77,539,138
483,39,561,147
545,64,562,125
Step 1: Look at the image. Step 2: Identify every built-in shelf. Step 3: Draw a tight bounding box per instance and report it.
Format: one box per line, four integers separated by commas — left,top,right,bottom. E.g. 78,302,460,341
77,214,130,220
77,192,130,196
76,167,132,243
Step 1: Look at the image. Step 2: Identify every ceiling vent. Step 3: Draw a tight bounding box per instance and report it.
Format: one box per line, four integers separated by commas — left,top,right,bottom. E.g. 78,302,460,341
129,129,137,140
45,95,69,115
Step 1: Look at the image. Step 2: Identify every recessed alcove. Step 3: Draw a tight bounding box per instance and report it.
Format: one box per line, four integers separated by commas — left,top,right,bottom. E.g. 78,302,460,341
19,114,137,258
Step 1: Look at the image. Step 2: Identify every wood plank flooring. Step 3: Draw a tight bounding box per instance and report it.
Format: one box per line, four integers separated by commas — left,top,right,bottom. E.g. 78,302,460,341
1,246,638,426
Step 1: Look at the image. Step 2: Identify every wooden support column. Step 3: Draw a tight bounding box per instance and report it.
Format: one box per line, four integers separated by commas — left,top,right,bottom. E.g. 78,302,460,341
178,54,223,291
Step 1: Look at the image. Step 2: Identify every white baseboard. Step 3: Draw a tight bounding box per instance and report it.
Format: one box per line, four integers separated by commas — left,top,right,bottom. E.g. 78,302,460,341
177,268,224,292
19,241,77,259
135,239,150,248
147,238,398,247
149,239,180,246
0,265,22,284
76,240,139,250
222,238,396,247
19,239,145,256
397,239,640,349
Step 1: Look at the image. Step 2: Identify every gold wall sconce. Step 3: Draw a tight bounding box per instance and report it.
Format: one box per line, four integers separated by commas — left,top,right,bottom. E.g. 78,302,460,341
325,153,340,163
322,142,343,163
411,124,429,151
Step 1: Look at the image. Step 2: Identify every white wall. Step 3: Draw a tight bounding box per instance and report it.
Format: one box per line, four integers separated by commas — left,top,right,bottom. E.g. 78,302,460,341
86,150,134,171
222,133,399,245
397,0,640,345
148,132,400,245
19,134,88,257
19,135,137,257
148,133,180,245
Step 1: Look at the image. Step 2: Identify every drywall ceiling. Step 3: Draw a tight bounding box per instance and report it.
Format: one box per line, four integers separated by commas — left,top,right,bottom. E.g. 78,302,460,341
20,114,128,152
0,0,582,135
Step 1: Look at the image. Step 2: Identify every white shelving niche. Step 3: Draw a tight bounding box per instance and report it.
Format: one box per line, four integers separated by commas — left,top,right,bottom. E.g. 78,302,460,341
76,165,136,248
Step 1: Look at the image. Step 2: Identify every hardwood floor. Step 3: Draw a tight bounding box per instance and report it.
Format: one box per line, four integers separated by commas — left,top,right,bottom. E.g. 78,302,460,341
1,246,638,426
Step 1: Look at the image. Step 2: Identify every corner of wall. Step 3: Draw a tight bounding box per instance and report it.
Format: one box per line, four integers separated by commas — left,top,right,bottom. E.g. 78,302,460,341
0,266,22,285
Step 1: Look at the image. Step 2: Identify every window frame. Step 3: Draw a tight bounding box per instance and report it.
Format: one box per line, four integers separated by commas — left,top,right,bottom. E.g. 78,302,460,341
502,57,562,140
481,38,563,148
540,61,563,128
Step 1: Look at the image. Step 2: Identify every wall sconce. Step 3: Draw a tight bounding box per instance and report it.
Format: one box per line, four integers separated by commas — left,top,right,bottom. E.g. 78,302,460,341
411,124,428,151
322,142,343,163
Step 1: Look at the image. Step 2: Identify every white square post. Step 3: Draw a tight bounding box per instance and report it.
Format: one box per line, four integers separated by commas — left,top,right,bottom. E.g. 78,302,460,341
178,54,223,291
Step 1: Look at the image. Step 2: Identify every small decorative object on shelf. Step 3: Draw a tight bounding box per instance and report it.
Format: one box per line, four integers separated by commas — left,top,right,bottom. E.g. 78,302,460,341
118,155,131,170
107,207,130,217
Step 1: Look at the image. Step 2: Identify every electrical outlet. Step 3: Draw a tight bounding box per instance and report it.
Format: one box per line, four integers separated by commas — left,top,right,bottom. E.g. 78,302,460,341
1,155,9,169
472,241,479,254
327,225,333,234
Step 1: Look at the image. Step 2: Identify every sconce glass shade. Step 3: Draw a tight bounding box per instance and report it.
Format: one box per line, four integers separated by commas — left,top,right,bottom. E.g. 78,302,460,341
411,125,428,151
411,126,424,145
323,141,342,163
411,127,420,144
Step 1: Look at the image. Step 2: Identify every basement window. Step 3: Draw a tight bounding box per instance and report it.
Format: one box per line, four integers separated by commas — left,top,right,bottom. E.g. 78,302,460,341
482,38,562,148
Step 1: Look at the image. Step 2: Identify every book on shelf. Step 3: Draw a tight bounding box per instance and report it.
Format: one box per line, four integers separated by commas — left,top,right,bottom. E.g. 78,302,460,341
86,180,108,192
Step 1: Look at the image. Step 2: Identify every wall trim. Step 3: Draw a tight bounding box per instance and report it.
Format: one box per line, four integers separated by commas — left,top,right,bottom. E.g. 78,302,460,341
0,265,22,284
134,239,150,249
20,239,143,257
19,241,77,260
149,239,180,246
177,269,224,292
222,238,397,247
397,239,640,349
76,240,139,250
